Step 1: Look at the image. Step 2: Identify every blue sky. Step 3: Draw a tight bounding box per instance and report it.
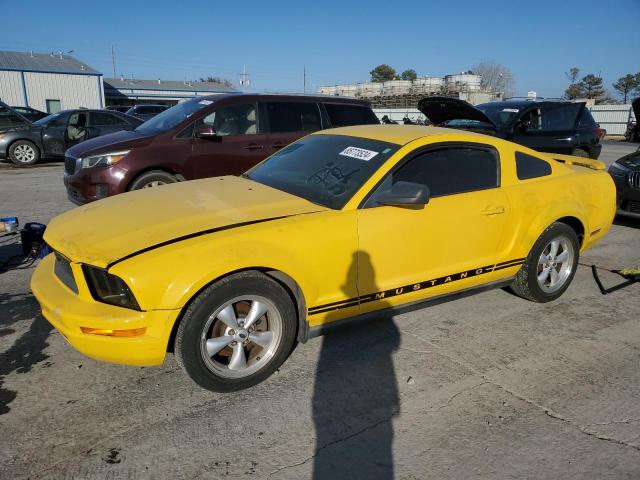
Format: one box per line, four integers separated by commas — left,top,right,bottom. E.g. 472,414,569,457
2,0,639,98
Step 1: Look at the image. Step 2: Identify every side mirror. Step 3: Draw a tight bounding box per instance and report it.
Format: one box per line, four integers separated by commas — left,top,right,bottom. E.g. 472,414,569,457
195,123,220,140
376,181,430,207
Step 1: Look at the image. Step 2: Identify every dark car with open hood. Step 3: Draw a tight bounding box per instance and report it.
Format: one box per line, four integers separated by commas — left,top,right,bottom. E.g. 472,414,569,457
64,93,379,205
609,147,640,219
418,96,604,159
0,107,142,167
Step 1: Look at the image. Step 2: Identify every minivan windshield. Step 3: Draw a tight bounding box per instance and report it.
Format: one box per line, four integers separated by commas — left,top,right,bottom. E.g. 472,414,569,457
135,98,213,134
245,134,399,209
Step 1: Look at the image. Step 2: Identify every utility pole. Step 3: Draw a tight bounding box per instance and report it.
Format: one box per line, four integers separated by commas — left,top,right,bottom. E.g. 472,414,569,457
303,65,306,93
239,65,250,88
111,45,116,78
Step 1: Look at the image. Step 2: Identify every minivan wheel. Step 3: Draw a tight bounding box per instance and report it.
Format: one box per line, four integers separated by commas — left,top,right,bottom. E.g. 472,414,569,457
9,140,40,167
128,170,178,190
510,222,579,303
175,271,297,392
571,148,590,158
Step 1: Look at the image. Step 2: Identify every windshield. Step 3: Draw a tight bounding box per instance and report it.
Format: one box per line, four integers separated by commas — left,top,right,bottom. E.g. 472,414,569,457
33,113,61,127
135,98,214,134
246,134,399,209
476,103,522,128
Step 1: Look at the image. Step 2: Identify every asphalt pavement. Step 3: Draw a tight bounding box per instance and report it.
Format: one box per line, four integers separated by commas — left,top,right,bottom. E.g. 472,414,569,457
0,141,639,479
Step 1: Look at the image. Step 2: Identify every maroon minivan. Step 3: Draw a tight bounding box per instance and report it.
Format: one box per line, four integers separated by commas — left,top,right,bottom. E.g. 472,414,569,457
64,94,379,204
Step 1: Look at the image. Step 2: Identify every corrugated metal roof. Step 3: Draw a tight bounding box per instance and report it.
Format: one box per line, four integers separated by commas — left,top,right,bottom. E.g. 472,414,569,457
0,50,100,74
104,78,237,93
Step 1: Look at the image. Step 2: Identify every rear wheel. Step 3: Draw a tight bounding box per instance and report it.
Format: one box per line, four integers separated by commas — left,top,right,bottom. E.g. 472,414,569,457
571,148,590,158
175,271,297,392
9,140,40,167
128,170,178,190
510,222,579,302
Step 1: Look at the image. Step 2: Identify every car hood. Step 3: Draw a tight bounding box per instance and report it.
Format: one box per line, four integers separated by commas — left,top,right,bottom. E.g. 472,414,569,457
45,176,326,268
417,96,497,128
66,130,156,158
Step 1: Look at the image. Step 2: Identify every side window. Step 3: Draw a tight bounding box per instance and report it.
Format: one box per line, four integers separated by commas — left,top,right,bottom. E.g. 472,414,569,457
578,108,596,128
370,146,499,205
91,112,124,126
538,103,582,131
515,151,552,180
200,103,257,136
520,108,543,132
266,102,321,133
176,123,195,138
324,104,379,127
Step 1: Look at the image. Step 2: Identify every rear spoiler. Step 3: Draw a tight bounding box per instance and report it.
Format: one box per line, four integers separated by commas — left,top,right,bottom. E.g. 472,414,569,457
548,153,607,171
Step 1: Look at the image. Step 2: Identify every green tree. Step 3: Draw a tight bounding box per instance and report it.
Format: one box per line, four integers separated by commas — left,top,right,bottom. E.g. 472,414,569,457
400,69,417,81
565,67,580,84
612,74,639,103
581,74,605,100
564,83,584,100
370,64,397,83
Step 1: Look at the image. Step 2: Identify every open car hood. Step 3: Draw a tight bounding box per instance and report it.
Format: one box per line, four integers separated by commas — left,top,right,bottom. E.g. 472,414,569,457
632,97,640,124
417,96,496,128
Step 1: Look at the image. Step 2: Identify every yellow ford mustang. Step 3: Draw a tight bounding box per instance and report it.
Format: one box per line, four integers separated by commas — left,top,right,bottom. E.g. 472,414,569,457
31,125,615,391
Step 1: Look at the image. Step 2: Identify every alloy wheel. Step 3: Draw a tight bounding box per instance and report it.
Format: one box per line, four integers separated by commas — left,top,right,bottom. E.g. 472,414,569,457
199,295,282,378
536,235,575,293
14,144,36,163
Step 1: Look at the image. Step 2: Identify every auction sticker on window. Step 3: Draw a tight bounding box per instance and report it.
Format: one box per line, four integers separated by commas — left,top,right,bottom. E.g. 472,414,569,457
339,146,379,161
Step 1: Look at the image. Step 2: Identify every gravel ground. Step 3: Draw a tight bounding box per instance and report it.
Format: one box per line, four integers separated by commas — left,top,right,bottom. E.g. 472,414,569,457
0,141,639,480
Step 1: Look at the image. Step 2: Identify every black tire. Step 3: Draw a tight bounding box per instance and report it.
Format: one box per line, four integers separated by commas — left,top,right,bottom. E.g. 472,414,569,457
175,271,297,392
128,170,178,190
8,140,40,167
571,148,590,158
510,222,579,303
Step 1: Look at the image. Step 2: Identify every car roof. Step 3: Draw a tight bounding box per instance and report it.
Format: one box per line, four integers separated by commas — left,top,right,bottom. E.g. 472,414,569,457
478,99,578,108
198,92,371,105
314,124,484,145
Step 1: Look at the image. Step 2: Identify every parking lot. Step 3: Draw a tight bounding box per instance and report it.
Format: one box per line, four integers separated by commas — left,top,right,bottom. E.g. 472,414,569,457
0,141,639,479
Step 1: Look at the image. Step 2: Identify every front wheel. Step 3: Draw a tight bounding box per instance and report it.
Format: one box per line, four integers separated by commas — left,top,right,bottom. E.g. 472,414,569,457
510,222,579,302
175,271,297,392
9,140,40,166
128,170,178,190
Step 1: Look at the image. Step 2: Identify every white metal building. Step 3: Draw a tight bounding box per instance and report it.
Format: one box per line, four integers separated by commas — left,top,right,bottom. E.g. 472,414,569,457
103,78,237,107
0,50,104,112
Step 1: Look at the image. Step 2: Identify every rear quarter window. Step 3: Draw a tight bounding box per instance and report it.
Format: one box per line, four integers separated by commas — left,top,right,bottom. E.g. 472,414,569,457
515,151,552,180
324,103,379,127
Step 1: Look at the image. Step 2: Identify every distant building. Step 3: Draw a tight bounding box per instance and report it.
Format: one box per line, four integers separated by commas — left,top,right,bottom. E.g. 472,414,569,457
0,49,239,114
103,77,237,107
0,50,103,113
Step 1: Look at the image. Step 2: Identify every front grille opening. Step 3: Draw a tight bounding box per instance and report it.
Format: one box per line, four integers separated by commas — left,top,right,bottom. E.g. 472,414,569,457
64,156,77,175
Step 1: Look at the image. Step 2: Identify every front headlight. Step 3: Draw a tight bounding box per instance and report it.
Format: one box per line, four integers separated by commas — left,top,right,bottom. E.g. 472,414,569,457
82,265,140,310
608,162,628,175
80,150,129,169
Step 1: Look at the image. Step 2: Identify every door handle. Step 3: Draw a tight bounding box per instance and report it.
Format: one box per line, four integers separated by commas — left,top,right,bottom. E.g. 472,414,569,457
244,143,263,151
554,137,573,142
481,206,505,216
271,143,287,149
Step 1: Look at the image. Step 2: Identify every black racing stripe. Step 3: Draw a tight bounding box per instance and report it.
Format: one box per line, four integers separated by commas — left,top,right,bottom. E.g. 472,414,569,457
308,299,361,315
308,296,360,312
107,215,293,268
496,257,525,266
493,261,524,271
308,260,523,316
